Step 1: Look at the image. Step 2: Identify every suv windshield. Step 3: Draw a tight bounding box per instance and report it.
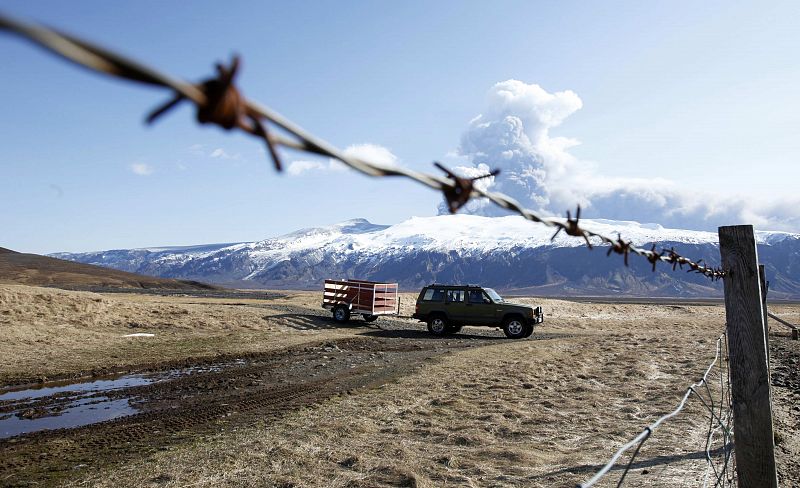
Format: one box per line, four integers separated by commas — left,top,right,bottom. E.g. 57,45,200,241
484,288,503,303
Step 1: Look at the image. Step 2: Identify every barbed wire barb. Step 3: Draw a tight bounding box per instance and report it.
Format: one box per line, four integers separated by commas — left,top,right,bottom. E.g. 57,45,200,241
434,162,500,213
551,206,594,249
607,234,632,266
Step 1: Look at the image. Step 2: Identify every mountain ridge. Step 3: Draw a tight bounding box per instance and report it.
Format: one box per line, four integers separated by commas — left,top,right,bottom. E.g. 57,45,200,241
50,216,800,298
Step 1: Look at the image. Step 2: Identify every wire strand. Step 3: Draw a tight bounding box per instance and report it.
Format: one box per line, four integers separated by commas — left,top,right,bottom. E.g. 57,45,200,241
579,332,733,488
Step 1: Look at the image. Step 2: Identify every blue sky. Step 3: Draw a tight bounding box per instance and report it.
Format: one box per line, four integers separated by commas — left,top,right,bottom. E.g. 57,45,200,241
1,1,799,254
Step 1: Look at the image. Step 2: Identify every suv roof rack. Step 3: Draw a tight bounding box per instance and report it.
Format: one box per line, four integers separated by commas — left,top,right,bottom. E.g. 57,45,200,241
427,283,484,288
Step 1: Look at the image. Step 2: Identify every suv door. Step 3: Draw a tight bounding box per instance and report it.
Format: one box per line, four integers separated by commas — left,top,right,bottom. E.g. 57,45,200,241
466,288,498,325
444,288,468,323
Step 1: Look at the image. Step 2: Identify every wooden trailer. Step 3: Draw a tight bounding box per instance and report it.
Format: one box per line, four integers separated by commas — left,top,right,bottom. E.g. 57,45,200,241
322,279,399,323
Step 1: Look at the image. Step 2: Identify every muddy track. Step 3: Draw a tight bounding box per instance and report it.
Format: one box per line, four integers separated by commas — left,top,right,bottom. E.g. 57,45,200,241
0,332,572,486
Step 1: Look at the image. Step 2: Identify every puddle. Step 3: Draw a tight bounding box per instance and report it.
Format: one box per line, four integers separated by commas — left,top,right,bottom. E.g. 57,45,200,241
1,398,135,438
0,375,151,440
0,358,249,440
0,375,153,402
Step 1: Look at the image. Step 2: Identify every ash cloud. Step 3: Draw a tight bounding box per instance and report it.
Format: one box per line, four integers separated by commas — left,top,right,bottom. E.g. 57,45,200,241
440,80,800,232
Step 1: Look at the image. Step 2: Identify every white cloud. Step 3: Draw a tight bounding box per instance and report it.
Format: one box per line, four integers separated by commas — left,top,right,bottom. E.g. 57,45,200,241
342,143,398,169
188,144,240,161
209,148,239,160
287,159,334,176
287,143,398,176
130,163,154,176
443,79,800,232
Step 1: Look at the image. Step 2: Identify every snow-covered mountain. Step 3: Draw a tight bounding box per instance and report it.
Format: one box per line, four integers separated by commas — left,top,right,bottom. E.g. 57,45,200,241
51,216,800,298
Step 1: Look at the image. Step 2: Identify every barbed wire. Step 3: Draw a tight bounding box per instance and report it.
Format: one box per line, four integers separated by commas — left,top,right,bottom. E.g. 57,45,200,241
0,12,724,280
579,331,735,488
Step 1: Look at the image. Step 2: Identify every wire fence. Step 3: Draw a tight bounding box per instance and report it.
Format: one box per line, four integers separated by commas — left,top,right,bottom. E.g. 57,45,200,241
579,331,736,488
0,12,726,281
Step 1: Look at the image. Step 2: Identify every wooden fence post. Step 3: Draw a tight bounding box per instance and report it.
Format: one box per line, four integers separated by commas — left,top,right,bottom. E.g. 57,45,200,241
759,265,770,366
718,225,778,488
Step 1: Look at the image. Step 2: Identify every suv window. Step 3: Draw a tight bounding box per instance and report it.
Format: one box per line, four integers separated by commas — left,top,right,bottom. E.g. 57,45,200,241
423,288,445,302
484,288,504,303
446,289,465,303
468,290,487,304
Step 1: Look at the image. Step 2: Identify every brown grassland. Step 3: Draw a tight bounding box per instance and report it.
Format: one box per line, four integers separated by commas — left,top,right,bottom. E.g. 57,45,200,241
1,284,798,487
0,248,215,292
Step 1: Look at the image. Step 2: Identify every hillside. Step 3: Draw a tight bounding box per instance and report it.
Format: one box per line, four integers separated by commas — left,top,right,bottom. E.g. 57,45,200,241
0,247,216,290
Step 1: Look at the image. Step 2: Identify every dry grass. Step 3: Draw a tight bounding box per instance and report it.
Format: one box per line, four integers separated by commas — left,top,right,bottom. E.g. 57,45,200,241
0,285,365,384
64,292,743,487
5,284,795,486
0,247,214,289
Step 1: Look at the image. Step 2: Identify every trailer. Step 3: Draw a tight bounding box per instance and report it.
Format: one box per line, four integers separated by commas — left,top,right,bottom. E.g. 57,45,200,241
322,279,399,323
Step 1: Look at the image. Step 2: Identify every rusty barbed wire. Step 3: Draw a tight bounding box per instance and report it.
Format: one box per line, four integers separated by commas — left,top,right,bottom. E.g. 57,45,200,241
0,12,725,280
144,55,284,171
434,162,500,213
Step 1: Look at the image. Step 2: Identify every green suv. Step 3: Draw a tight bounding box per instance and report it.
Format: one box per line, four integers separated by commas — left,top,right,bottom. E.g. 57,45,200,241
412,284,544,339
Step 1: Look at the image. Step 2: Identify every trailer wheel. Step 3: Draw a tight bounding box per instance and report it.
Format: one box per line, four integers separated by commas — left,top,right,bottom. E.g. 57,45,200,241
363,314,379,323
503,316,527,339
427,315,448,336
333,305,350,323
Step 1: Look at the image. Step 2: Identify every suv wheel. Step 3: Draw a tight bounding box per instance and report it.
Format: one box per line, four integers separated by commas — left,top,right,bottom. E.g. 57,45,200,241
446,324,462,334
503,316,527,339
427,316,448,336
523,323,534,338
333,305,350,323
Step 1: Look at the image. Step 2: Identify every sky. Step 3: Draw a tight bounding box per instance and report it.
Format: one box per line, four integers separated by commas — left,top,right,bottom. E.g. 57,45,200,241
1,1,799,254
